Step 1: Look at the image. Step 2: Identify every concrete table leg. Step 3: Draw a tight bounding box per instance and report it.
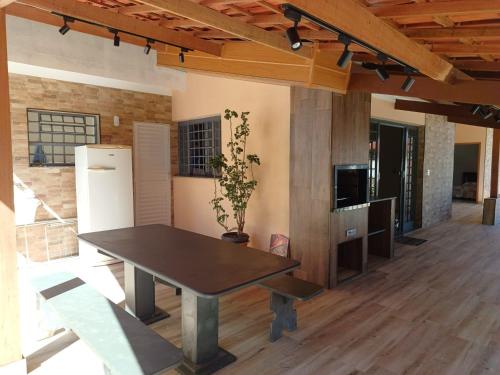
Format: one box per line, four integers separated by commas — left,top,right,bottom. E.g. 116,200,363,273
269,292,297,342
177,290,236,375
124,263,168,324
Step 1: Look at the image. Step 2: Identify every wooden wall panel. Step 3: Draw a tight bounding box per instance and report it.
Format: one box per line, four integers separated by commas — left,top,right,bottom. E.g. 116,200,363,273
331,92,371,165
289,87,332,287
491,129,500,198
0,9,22,366
330,92,371,288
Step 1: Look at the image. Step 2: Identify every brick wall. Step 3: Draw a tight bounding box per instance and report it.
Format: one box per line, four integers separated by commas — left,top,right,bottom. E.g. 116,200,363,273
10,74,175,262
421,114,455,228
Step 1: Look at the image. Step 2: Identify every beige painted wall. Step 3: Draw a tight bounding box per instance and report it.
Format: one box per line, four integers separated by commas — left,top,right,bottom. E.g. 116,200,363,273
455,124,488,202
172,73,290,250
371,95,425,126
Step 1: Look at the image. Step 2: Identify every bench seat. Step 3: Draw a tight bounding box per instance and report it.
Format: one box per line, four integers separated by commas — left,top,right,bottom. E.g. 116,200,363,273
32,272,182,375
259,275,324,342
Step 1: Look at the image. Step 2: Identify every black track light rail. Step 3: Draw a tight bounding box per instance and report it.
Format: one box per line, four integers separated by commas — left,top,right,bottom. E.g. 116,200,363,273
282,4,419,75
52,12,192,53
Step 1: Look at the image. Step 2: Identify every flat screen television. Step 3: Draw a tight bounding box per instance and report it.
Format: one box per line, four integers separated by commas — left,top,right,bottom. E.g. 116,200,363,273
333,164,369,209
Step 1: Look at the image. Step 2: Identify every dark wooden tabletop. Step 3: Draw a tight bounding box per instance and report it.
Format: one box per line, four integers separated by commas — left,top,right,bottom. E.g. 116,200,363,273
78,225,300,297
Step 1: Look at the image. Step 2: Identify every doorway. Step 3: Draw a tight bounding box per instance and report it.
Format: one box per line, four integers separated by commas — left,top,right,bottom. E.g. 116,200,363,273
369,120,419,234
453,143,480,202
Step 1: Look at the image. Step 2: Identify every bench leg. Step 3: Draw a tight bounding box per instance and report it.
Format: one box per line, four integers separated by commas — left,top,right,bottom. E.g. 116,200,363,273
269,292,297,342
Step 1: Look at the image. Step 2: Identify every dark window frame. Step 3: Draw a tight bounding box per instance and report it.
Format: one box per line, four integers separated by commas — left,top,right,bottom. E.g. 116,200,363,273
27,108,100,167
178,115,221,178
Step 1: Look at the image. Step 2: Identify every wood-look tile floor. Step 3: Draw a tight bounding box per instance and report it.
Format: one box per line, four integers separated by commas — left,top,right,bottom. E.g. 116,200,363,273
23,202,500,374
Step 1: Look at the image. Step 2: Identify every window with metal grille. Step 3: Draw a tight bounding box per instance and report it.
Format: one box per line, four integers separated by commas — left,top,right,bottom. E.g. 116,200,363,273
27,109,100,167
178,116,221,177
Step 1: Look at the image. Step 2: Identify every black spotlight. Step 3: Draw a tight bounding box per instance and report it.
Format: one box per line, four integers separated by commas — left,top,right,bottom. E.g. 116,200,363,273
471,104,481,115
401,67,416,92
401,75,415,92
375,65,390,81
286,25,302,51
144,39,153,55
375,53,390,81
481,107,494,120
59,16,72,35
179,48,188,63
113,31,120,47
337,34,353,69
283,7,302,51
495,112,500,124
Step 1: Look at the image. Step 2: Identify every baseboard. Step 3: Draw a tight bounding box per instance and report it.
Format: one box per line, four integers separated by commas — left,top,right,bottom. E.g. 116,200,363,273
0,358,27,375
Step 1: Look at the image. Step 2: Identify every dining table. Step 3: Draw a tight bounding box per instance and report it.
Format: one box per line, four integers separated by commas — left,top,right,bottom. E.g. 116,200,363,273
78,224,300,374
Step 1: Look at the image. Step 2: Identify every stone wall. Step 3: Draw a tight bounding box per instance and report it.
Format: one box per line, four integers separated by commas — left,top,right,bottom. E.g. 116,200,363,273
10,74,175,262
484,128,493,199
421,114,455,228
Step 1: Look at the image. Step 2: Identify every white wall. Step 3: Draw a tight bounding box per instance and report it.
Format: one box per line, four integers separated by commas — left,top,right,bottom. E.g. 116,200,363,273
6,15,185,95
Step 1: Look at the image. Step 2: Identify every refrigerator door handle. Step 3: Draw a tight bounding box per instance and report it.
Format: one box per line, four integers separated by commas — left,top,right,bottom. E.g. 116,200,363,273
87,166,116,172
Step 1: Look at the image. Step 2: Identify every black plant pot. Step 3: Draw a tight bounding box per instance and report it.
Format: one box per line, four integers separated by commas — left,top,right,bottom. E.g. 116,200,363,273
221,232,249,245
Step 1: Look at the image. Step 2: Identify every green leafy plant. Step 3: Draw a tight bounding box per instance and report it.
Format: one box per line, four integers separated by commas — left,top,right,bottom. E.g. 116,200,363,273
209,109,261,236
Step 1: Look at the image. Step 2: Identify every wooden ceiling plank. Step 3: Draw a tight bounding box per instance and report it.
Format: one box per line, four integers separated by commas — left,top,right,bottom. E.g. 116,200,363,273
117,4,156,15
139,0,314,59
286,0,454,82
371,1,500,19
6,2,168,51
406,26,500,41
16,0,223,56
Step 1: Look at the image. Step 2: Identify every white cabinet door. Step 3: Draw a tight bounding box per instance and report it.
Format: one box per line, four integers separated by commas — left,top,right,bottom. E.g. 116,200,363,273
133,123,171,226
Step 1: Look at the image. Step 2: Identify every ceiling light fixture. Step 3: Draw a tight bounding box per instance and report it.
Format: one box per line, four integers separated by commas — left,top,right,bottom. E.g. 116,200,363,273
283,7,303,51
110,29,120,47
375,53,390,81
179,48,188,63
59,16,73,35
495,112,500,124
281,3,419,89
144,39,154,55
481,106,494,120
471,104,481,115
401,67,416,92
337,34,353,69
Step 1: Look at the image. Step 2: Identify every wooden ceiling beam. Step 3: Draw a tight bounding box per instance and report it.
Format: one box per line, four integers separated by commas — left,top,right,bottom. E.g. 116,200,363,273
139,0,314,59
157,42,350,93
16,0,223,56
349,73,500,106
285,0,454,82
0,0,16,8
371,1,500,19
394,99,500,129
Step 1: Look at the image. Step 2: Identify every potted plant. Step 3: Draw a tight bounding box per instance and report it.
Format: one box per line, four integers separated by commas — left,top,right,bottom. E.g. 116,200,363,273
209,109,261,245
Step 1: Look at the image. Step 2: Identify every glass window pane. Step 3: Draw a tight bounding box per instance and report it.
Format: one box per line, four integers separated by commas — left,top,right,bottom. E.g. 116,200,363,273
28,111,38,121
53,125,63,132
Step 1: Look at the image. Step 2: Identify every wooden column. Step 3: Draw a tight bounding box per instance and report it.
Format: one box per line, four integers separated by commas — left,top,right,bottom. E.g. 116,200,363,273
0,8,22,367
490,129,500,198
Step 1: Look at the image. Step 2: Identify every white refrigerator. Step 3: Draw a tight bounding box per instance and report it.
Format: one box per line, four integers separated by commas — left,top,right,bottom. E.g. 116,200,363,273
75,145,134,265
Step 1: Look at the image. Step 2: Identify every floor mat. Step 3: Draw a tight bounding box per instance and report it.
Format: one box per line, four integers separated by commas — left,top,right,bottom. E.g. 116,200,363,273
395,236,427,246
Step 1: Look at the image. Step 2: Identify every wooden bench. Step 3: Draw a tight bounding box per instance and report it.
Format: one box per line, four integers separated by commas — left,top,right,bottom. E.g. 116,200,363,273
259,275,324,342
32,272,182,375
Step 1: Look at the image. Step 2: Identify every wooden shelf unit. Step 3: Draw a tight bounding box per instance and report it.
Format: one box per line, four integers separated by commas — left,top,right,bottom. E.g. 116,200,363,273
368,197,396,260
